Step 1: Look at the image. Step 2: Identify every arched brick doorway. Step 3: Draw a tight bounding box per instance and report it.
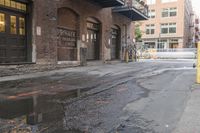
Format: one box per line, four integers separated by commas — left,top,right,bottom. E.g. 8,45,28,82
86,17,101,60
57,8,79,61
111,25,121,60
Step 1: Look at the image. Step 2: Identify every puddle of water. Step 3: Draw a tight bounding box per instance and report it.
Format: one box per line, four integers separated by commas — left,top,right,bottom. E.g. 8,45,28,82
0,89,82,133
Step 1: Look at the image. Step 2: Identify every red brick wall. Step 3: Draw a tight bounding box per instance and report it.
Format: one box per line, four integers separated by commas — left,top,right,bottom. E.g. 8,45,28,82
32,0,134,64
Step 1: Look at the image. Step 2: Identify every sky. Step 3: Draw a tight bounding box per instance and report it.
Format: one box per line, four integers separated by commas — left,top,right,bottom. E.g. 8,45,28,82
192,0,200,15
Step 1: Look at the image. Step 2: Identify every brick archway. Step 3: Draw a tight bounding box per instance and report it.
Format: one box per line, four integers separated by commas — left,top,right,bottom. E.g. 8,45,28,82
111,24,121,60
86,17,101,60
57,7,79,61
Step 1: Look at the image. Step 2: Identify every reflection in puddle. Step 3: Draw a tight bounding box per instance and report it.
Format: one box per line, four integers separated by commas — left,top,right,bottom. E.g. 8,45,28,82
0,89,81,133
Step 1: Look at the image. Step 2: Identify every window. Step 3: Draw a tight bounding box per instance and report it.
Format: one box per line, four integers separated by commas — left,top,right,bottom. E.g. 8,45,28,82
161,24,168,34
10,15,17,34
162,9,169,17
0,0,4,5
149,9,156,18
0,13,5,32
19,17,25,35
5,0,10,7
147,0,155,5
146,24,155,35
161,23,176,34
16,2,21,10
0,0,26,12
162,8,177,17
158,40,167,49
161,0,177,3
169,8,177,17
169,23,176,33
10,0,15,8
145,42,156,48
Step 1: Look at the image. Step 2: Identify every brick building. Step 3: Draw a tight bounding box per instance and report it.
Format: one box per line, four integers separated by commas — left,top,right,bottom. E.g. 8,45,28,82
0,0,148,65
139,0,194,49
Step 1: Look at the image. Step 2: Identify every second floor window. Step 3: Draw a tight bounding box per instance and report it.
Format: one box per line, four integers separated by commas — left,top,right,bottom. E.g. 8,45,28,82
147,0,156,5
169,8,177,16
162,8,177,17
149,9,156,18
146,24,155,35
161,23,176,34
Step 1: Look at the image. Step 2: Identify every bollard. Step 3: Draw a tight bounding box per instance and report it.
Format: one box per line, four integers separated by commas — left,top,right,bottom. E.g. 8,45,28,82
132,50,134,62
197,42,200,84
125,50,129,63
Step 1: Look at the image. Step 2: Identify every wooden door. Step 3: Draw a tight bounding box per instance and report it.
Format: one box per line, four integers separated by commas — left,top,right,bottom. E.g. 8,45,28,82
0,10,27,63
111,28,120,60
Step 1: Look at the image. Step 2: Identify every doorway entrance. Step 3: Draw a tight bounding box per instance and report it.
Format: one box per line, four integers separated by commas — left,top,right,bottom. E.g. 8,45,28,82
0,1,27,63
86,18,100,60
111,26,120,60
57,8,78,61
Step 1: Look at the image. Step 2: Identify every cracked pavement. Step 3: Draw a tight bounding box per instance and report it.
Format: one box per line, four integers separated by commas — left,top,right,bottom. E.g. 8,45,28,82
0,59,197,133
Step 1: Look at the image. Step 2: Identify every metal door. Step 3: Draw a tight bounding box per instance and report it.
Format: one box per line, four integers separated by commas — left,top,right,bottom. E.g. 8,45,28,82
0,10,27,63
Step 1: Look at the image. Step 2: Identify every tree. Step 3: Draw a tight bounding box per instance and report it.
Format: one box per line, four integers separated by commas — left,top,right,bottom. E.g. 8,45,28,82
135,24,142,42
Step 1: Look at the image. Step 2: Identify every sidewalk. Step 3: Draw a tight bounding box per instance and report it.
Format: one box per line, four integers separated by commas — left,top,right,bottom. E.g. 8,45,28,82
173,84,200,133
0,64,78,77
0,60,125,80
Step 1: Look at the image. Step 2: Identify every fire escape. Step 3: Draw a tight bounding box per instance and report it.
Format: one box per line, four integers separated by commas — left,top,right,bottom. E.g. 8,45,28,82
91,0,149,21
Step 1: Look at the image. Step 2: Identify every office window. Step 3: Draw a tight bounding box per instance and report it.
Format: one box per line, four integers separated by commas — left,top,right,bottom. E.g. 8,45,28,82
169,23,176,33
162,9,169,17
147,0,156,5
162,8,177,17
161,0,177,3
169,8,177,16
149,9,156,18
161,24,168,34
146,24,155,35
161,23,176,34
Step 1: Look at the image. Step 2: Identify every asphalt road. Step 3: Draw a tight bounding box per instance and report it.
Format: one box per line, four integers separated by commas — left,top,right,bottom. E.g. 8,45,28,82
0,59,196,133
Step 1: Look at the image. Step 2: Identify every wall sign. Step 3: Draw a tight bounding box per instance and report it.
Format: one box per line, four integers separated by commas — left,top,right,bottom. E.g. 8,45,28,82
57,27,77,47
82,34,85,41
36,26,41,36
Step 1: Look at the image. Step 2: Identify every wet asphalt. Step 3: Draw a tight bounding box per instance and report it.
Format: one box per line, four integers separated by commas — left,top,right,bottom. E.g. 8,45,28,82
0,60,196,133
